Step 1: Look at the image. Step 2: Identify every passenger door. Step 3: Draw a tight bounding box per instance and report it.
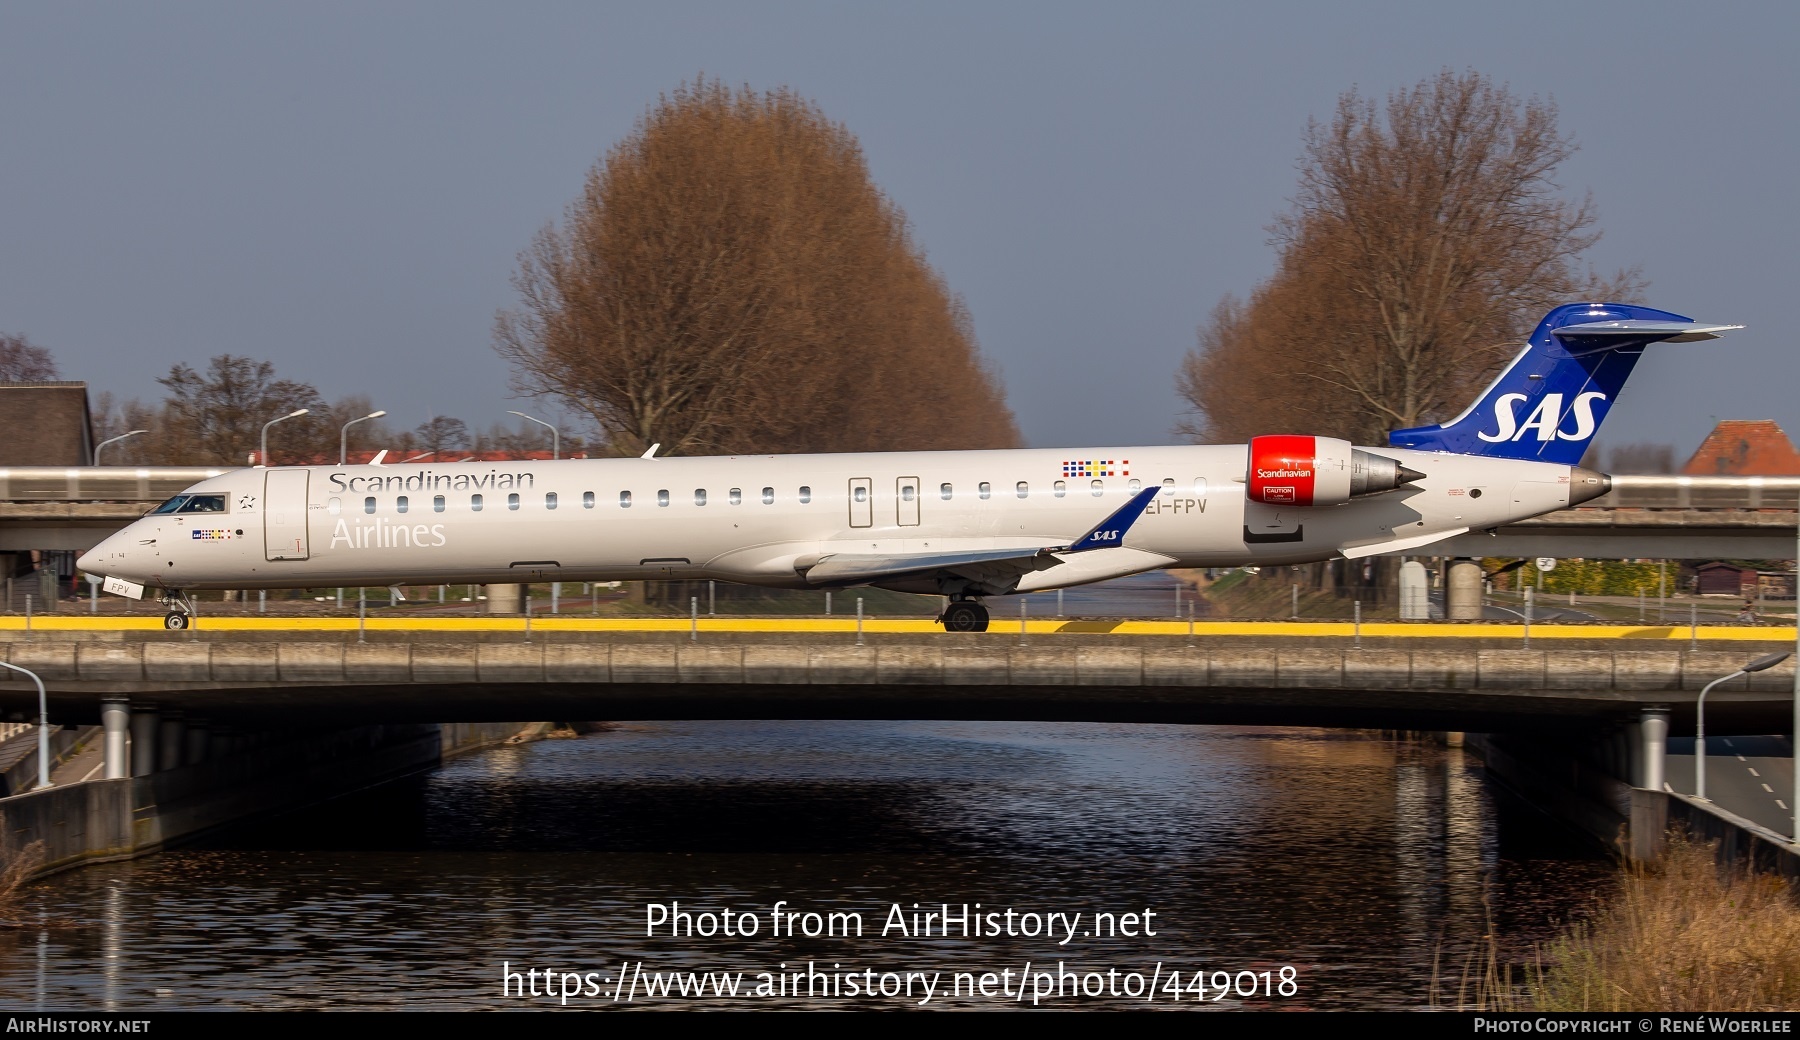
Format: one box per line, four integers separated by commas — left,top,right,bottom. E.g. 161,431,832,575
264,469,310,561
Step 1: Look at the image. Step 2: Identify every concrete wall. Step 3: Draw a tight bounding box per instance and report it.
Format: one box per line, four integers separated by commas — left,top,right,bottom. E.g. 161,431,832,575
0,720,542,880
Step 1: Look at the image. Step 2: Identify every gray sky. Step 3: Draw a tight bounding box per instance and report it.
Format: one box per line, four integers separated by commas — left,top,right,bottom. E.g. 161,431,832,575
2,2,1794,458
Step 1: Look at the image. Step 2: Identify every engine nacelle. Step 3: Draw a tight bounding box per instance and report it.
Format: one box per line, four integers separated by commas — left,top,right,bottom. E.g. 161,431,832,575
1247,435,1424,506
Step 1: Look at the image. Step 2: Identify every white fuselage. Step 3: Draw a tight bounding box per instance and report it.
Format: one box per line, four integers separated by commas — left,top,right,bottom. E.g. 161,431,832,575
77,445,1585,596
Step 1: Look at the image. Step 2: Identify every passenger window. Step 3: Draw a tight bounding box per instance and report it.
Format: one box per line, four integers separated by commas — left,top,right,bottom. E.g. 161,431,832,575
657,489,670,507
433,495,445,513
902,485,916,502
1054,481,1066,498
1091,480,1104,497
695,489,707,506
364,497,377,514
940,483,953,500
619,491,632,508
978,482,992,500
1016,481,1029,499
396,495,409,514
546,492,558,510
853,486,868,503
1128,479,1142,492
1194,478,1207,496
799,486,812,504
508,493,520,511
472,494,483,512
327,498,342,516
583,491,595,509
729,488,742,505
1161,478,1175,496
761,487,774,505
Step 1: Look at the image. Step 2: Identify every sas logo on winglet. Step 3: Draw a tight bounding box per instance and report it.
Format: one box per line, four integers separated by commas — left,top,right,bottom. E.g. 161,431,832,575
1479,392,1606,443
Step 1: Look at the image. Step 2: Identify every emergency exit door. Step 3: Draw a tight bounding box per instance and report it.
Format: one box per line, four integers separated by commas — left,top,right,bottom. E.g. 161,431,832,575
849,477,873,528
264,469,310,561
897,476,920,526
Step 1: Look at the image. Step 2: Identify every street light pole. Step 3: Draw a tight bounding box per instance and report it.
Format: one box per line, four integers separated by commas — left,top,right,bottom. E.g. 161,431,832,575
258,409,310,467
1696,651,1790,801
507,411,559,460
0,661,52,790
93,430,148,466
340,410,387,466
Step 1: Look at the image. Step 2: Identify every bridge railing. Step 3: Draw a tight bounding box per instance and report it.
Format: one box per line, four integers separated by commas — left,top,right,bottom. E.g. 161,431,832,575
0,467,230,503
1583,476,1800,511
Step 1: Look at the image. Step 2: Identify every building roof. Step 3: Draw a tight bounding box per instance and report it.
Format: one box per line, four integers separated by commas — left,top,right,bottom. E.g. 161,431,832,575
0,382,93,466
1681,420,1800,476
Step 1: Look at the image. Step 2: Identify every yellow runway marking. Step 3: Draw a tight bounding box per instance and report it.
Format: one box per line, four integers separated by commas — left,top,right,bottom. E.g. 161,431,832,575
0,616,1790,640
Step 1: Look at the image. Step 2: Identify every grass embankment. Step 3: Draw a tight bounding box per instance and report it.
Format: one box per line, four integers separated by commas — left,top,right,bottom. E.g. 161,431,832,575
1529,835,1800,1011
1451,834,1800,1011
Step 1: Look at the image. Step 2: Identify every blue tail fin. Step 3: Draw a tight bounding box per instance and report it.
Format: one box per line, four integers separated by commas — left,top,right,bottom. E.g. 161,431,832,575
1388,303,1742,463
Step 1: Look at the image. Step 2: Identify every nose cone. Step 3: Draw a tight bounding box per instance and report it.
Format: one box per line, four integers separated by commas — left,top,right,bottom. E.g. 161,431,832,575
76,543,104,575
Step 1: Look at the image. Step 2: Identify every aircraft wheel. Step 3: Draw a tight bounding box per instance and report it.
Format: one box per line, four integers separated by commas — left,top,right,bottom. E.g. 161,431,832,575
163,612,190,631
942,601,989,633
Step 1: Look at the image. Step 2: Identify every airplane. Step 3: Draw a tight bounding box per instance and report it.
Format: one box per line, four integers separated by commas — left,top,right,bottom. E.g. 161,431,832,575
78,303,1740,632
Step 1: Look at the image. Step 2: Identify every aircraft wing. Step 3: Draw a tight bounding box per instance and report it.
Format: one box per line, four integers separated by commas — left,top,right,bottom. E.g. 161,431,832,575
803,546,1052,585
799,485,1163,588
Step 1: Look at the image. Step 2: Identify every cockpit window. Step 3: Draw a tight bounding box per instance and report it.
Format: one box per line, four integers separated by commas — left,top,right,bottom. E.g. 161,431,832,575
152,494,227,514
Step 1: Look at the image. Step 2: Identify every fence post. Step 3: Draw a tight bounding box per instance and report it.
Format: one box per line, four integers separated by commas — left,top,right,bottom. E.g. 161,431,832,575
1057,588,1064,618
709,580,715,617
690,597,698,642
856,597,864,647
1523,586,1532,648
1020,598,1028,646
825,591,832,616
1353,600,1361,650
358,588,366,642
1291,584,1299,620
1691,599,1699,649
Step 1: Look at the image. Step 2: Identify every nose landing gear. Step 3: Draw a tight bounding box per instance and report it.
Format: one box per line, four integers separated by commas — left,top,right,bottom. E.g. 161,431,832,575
157,590,195,631
939,599,990,633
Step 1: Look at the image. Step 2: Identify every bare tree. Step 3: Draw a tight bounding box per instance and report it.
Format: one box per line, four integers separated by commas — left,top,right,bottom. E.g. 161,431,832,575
1181,70,1642,444
157,355,324,465
0,334,58,381
496,79,1018,456
414,416,469,457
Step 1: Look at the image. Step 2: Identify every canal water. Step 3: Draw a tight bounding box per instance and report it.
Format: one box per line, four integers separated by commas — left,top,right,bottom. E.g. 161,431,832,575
0,722,1610,1010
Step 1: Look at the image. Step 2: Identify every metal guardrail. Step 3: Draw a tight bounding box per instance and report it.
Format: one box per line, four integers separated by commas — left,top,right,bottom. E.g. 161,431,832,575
1595,475,1800,511
0,467,229,502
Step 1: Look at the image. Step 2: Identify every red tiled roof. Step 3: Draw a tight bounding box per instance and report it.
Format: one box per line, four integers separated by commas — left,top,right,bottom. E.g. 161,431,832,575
1681,420,1800,476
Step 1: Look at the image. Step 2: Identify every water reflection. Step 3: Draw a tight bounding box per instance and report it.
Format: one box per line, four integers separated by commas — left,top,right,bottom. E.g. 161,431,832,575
0,722,1607,1009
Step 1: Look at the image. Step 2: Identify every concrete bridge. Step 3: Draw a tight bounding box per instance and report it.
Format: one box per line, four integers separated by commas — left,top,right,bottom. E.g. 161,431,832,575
2,634,1792,733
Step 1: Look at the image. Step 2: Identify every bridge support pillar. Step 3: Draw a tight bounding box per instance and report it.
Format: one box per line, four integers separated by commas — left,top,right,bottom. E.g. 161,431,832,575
157,712,186,771
129,705,157,776
1638,707,1670,793
185,719,210,765
485,584,523,615
100,697,129,780
1447,558,1484,620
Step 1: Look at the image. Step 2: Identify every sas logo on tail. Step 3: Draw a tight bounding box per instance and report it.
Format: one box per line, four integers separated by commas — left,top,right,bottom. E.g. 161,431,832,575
1478,392,1606,443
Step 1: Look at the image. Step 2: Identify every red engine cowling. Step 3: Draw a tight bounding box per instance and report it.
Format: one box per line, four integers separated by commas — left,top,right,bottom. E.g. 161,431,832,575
1247,435,1423,506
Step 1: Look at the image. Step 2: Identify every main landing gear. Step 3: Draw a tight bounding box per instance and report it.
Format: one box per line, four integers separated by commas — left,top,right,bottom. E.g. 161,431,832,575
939,599,990,633
158,590,195,631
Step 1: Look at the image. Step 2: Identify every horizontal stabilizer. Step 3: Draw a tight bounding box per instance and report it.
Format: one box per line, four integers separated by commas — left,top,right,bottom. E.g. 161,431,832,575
1554,320,1744,345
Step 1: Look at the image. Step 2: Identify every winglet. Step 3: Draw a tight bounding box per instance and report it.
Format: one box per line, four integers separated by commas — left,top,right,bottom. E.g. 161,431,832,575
1063,485,1161,552
641,443,660,459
